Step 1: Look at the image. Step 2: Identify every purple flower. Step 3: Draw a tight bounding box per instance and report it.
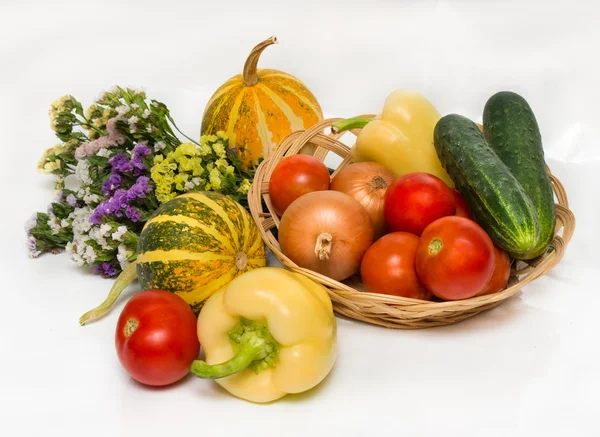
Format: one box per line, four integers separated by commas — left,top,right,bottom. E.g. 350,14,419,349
125,206,142,222
66,194,78,207
26,236,41,258
109,153,133,173
126,176,153,201
24,214,38,233
93,261,117,277
101,173,122,196
133,143,151,157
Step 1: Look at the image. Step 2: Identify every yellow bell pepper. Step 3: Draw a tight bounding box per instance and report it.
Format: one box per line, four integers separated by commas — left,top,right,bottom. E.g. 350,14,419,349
190,267,337,403
332,89,454,187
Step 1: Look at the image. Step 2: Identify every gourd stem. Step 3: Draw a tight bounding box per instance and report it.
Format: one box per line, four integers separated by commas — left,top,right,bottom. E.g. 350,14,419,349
315,232,333,260
243,36,278,87
190,332,269,380
331,117,374,134
79,261,138,325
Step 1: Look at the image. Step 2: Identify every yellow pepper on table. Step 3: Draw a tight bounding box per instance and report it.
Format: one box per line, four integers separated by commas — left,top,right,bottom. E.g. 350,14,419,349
332,89,454,187
190,267,337,403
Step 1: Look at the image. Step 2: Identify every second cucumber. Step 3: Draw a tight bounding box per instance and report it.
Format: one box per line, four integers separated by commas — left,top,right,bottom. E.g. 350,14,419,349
434,114,540,259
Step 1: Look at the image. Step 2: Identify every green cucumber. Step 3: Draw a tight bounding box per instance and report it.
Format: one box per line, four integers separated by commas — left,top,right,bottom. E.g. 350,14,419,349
434,114,540,259
483,91,555,258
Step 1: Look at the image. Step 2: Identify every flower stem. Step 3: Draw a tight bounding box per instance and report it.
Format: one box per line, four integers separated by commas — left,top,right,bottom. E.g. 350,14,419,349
331,117,374,134
79,261,137,325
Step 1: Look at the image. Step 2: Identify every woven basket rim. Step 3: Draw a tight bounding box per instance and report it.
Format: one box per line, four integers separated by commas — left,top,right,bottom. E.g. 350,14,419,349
247,116,576,328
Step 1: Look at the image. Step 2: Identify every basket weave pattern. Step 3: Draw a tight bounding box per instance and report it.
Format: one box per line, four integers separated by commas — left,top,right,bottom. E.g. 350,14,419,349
248,117,576,328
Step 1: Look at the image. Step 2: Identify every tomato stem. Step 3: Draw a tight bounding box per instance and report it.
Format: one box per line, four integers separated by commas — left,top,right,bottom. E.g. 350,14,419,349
79,261,138,325
428,238,443,255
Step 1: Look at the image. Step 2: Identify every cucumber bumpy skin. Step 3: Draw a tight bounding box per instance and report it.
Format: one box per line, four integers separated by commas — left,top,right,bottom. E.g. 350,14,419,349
434,114,541,260
483,91,556,258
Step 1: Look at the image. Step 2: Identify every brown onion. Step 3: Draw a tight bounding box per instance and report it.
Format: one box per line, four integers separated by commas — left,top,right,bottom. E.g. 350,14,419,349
330,162,396,238
279,191,374,282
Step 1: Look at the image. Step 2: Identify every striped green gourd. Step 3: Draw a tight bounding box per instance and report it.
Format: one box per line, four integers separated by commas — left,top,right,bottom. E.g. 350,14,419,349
80,191,266,324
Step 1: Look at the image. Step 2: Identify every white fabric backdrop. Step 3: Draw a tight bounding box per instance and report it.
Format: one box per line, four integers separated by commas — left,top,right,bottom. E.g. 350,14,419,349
1,0,598,436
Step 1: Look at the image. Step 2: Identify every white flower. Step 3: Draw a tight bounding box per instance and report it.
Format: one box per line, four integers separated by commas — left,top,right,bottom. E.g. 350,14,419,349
128,116,138,126
111,225,128,242
99,224,112,236
142,109,152,119
60,219,70,228
71,206,93,235
96,148,112,158
83,245,97,264
117,244,131,269
116,105,130,117
74,160,93,185
154,141,166,152
131,103,139,109
47,212,62,235
77,187,100,205
191,177,201,186
147,125,153,133
184,181,195,191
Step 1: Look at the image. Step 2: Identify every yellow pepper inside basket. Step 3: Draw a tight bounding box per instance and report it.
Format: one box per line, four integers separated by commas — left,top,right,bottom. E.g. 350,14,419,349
332,89,454,187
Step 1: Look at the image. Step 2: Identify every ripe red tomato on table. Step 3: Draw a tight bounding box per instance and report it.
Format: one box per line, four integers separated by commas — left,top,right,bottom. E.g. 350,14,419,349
361,232,431,300
269,155,331,216
115,289,200,386
453,189,474,220
416,216,495,300
478,245,512,296
384,172,455,236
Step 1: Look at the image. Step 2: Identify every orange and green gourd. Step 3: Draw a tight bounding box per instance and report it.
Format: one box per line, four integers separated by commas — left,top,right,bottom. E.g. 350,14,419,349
201,36,323,169
79,192,266,324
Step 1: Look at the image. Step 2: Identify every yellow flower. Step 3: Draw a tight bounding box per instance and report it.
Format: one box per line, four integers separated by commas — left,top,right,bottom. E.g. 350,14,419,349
174,173,189,191
216,131,228,140
43,159,61,173
237,179,251,194
214,158,228,168
85,104,99,120
226,165,234,175
178,142,198,157
212,141,226,158
209,168,222,190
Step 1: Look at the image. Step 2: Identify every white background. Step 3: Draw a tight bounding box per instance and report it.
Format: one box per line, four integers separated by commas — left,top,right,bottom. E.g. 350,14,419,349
1,0,599,436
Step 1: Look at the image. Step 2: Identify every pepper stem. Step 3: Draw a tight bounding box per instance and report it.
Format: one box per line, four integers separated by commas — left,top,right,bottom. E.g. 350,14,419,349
243,36,278,87
191,335,269,380
191,319,279,379
79,261,138,325
331,117,374,134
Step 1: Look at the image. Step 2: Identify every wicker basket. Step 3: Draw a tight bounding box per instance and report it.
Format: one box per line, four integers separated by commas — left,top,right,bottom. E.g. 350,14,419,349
248,117,576,329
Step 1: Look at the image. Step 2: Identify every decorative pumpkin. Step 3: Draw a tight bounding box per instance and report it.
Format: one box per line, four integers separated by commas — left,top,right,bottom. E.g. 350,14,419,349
201,36,323,169
136,192,266,313
79,192,266,324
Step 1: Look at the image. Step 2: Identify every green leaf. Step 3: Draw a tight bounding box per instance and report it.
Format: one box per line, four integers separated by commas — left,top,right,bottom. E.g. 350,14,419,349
70,96,84,117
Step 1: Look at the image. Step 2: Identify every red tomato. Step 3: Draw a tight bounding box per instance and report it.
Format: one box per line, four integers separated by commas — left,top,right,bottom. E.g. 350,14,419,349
115,290,200,386
269,155,331,216
416,216,494,300
453,189,474,220
361,232,431,300
384,172,455,236
478,245,512,295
